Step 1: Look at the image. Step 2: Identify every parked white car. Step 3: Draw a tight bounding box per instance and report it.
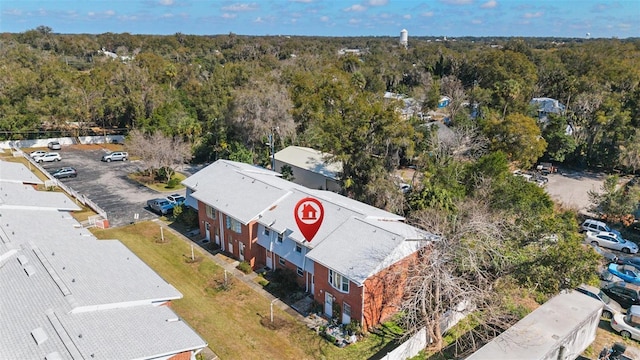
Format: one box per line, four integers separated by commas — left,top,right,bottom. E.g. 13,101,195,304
585,231,638,254
33,152,61,163
611,305,640,341
580,219,622,237
29,150,47,158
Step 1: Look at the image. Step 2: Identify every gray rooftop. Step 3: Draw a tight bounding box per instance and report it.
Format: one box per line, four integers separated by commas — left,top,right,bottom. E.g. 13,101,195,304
0,162,207,360
274,146,342,179
183,160,291,224
186,159,434,284
0,181,81,211
466,290,602,360
0,160,44,184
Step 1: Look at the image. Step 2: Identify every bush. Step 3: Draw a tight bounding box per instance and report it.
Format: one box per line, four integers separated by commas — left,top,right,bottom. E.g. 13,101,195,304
176,207,199,228
167,177,180,188
237,261,252,274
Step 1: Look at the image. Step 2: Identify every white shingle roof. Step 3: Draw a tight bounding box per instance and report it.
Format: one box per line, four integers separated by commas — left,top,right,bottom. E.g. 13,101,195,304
0,160,44,184
0,181,81,211
274,146,342,179
186,159,435,284
0,162,207,360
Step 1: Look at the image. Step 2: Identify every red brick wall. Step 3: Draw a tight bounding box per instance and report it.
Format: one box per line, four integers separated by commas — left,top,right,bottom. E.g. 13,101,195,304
168,350,193,360
363,254,417,329
272,254,306,287
311,254,417,332
313,264,365,327
196,201,260,268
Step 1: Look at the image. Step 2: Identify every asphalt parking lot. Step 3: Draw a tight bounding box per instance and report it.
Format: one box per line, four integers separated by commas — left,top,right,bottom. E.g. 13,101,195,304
39,146,184,227
544,166,606,216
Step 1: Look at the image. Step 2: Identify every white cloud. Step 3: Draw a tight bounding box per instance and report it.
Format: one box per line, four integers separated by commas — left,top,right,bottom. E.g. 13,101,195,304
222,3,259,12
523,11,543,19
403,14,411,19
320,15,329,22
471,19,482,24
480,0,497,9
4,8,23,15
160,13,174,18
222,13,237,19
368,0,388,6
159,0,174,5
421,11,434,17
105,10,115,16
349,18,361,24
344,4,367,12
254,16,264,23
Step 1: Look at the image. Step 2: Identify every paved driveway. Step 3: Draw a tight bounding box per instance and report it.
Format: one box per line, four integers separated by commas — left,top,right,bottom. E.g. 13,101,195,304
41,146,183,227
544,167,606,216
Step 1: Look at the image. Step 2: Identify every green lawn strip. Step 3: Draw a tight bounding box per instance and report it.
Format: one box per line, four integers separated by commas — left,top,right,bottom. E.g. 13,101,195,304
92,222,394,359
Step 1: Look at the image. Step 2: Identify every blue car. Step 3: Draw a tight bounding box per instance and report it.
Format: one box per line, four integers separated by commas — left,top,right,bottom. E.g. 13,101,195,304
608,263,640,285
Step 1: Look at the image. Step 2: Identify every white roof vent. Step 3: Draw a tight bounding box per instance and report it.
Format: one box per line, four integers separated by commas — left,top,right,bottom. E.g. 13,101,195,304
31,327,48,345
17,254,28,265
24,265,36,277
45,352,62,360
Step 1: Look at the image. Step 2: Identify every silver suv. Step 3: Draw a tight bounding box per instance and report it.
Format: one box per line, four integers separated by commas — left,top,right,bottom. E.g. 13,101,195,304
581,219,621,237
101,151,128,162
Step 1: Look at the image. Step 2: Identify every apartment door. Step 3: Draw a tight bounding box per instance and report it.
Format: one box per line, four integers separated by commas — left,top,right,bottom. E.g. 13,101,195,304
205,222,211,241
310,274,315,295
266,251,273,269
215,228,220,246
325,292,333,317
342,302,351,325
239,242,245,261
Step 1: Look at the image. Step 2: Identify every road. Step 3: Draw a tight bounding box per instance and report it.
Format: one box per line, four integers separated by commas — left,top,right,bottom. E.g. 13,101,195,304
42,145,185,227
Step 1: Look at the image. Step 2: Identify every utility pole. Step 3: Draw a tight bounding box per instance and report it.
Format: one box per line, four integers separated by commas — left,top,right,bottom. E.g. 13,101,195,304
268,132,275,171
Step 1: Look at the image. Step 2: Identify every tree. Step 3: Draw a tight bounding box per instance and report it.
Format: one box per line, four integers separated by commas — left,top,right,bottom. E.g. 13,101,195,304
618,128,640,174
400,197,511,352
125,129,191,184
588,175,640,225
483,112,547,169
540,113,577,163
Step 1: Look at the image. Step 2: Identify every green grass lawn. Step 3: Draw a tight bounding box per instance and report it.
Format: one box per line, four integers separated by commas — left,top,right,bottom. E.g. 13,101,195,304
128,172,186,192
92,221,396,360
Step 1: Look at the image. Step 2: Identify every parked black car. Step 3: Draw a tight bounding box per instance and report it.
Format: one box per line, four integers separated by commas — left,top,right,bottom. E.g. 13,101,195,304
602,282,640,309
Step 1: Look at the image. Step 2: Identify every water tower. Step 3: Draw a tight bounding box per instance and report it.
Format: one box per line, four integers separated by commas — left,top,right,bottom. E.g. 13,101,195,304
400,29,408,48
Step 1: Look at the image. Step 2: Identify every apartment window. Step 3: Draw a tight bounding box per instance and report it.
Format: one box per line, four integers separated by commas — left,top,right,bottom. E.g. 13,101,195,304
264,227,270,236
205,205,216,219
277,233,283,243
297,267,304,277
225,216,242,233
295,244,302,253
328,269,349,293
279,257,286,266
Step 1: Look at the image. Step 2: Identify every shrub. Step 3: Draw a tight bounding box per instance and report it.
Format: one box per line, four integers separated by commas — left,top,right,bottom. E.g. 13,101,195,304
177,207,199,228
345,320,362,336
237,261,252,274
167,177,180,188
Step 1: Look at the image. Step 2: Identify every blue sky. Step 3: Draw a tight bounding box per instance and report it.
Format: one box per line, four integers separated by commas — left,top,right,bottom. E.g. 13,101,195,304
1,0,638,38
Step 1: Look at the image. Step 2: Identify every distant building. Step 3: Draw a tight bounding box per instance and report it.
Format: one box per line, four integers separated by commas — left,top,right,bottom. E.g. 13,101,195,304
384,92,421,119
400,29,408,48
274,146,342,192
530,97,566,121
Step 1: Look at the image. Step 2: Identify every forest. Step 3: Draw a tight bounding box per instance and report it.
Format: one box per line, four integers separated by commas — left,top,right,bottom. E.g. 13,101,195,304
2,26,640,352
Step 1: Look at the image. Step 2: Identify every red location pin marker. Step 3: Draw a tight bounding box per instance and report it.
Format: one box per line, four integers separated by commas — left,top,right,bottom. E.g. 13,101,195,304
294,197,324,242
